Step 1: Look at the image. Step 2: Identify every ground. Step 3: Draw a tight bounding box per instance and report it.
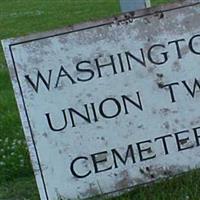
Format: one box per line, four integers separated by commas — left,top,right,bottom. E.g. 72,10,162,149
1,0,200,199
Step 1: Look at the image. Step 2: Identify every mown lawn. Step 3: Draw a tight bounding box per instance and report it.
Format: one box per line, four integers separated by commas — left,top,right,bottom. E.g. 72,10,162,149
1,0,200,199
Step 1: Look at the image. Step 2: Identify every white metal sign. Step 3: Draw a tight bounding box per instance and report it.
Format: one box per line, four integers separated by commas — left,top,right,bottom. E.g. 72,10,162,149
2,0,200,199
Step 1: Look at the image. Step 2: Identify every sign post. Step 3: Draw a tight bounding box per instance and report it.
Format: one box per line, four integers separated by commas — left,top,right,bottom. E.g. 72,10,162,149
2,0,200,199
120,0,151,12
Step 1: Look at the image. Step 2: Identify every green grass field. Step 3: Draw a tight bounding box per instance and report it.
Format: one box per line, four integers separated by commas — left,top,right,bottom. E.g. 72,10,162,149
1,0,200,199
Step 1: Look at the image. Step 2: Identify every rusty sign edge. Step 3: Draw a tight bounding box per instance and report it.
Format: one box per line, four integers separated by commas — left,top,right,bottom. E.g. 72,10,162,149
1,0,200,47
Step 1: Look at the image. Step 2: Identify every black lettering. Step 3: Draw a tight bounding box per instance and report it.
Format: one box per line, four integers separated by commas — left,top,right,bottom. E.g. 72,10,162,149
112,145,135,168
182,79,200,98
25,69,52,93
55,65,76,87
136,140,156,161
161,82,179,103
168,39,186,59
117,53,125,72
90,103,98,122
122,92,143,114
189,34,200,55
91,151,112,173
155,134,173,155
95,55,117,78
69,105,91,127
125,49,146,70
76,61,95,82
174,130,194,151
99,98,121,119
45,109,67,132
70,157,91,178
148,44,168,65
193,127,200,146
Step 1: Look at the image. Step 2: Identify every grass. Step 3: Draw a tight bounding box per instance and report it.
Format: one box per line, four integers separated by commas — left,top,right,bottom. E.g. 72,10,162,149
1,0,200,199
0,177,39,200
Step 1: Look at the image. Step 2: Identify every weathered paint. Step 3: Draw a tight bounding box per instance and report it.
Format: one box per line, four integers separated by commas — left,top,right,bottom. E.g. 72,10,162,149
2,0,200,199
120,0,151,12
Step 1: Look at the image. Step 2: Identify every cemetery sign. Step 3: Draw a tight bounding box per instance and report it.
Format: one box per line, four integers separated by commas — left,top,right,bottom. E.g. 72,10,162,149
2,0,200,199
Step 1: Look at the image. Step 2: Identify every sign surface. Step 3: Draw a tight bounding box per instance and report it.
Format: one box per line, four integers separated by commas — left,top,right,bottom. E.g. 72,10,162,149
2,0,200,199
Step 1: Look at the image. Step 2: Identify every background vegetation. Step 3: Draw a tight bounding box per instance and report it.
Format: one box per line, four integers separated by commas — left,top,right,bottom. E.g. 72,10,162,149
1,0,199,199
